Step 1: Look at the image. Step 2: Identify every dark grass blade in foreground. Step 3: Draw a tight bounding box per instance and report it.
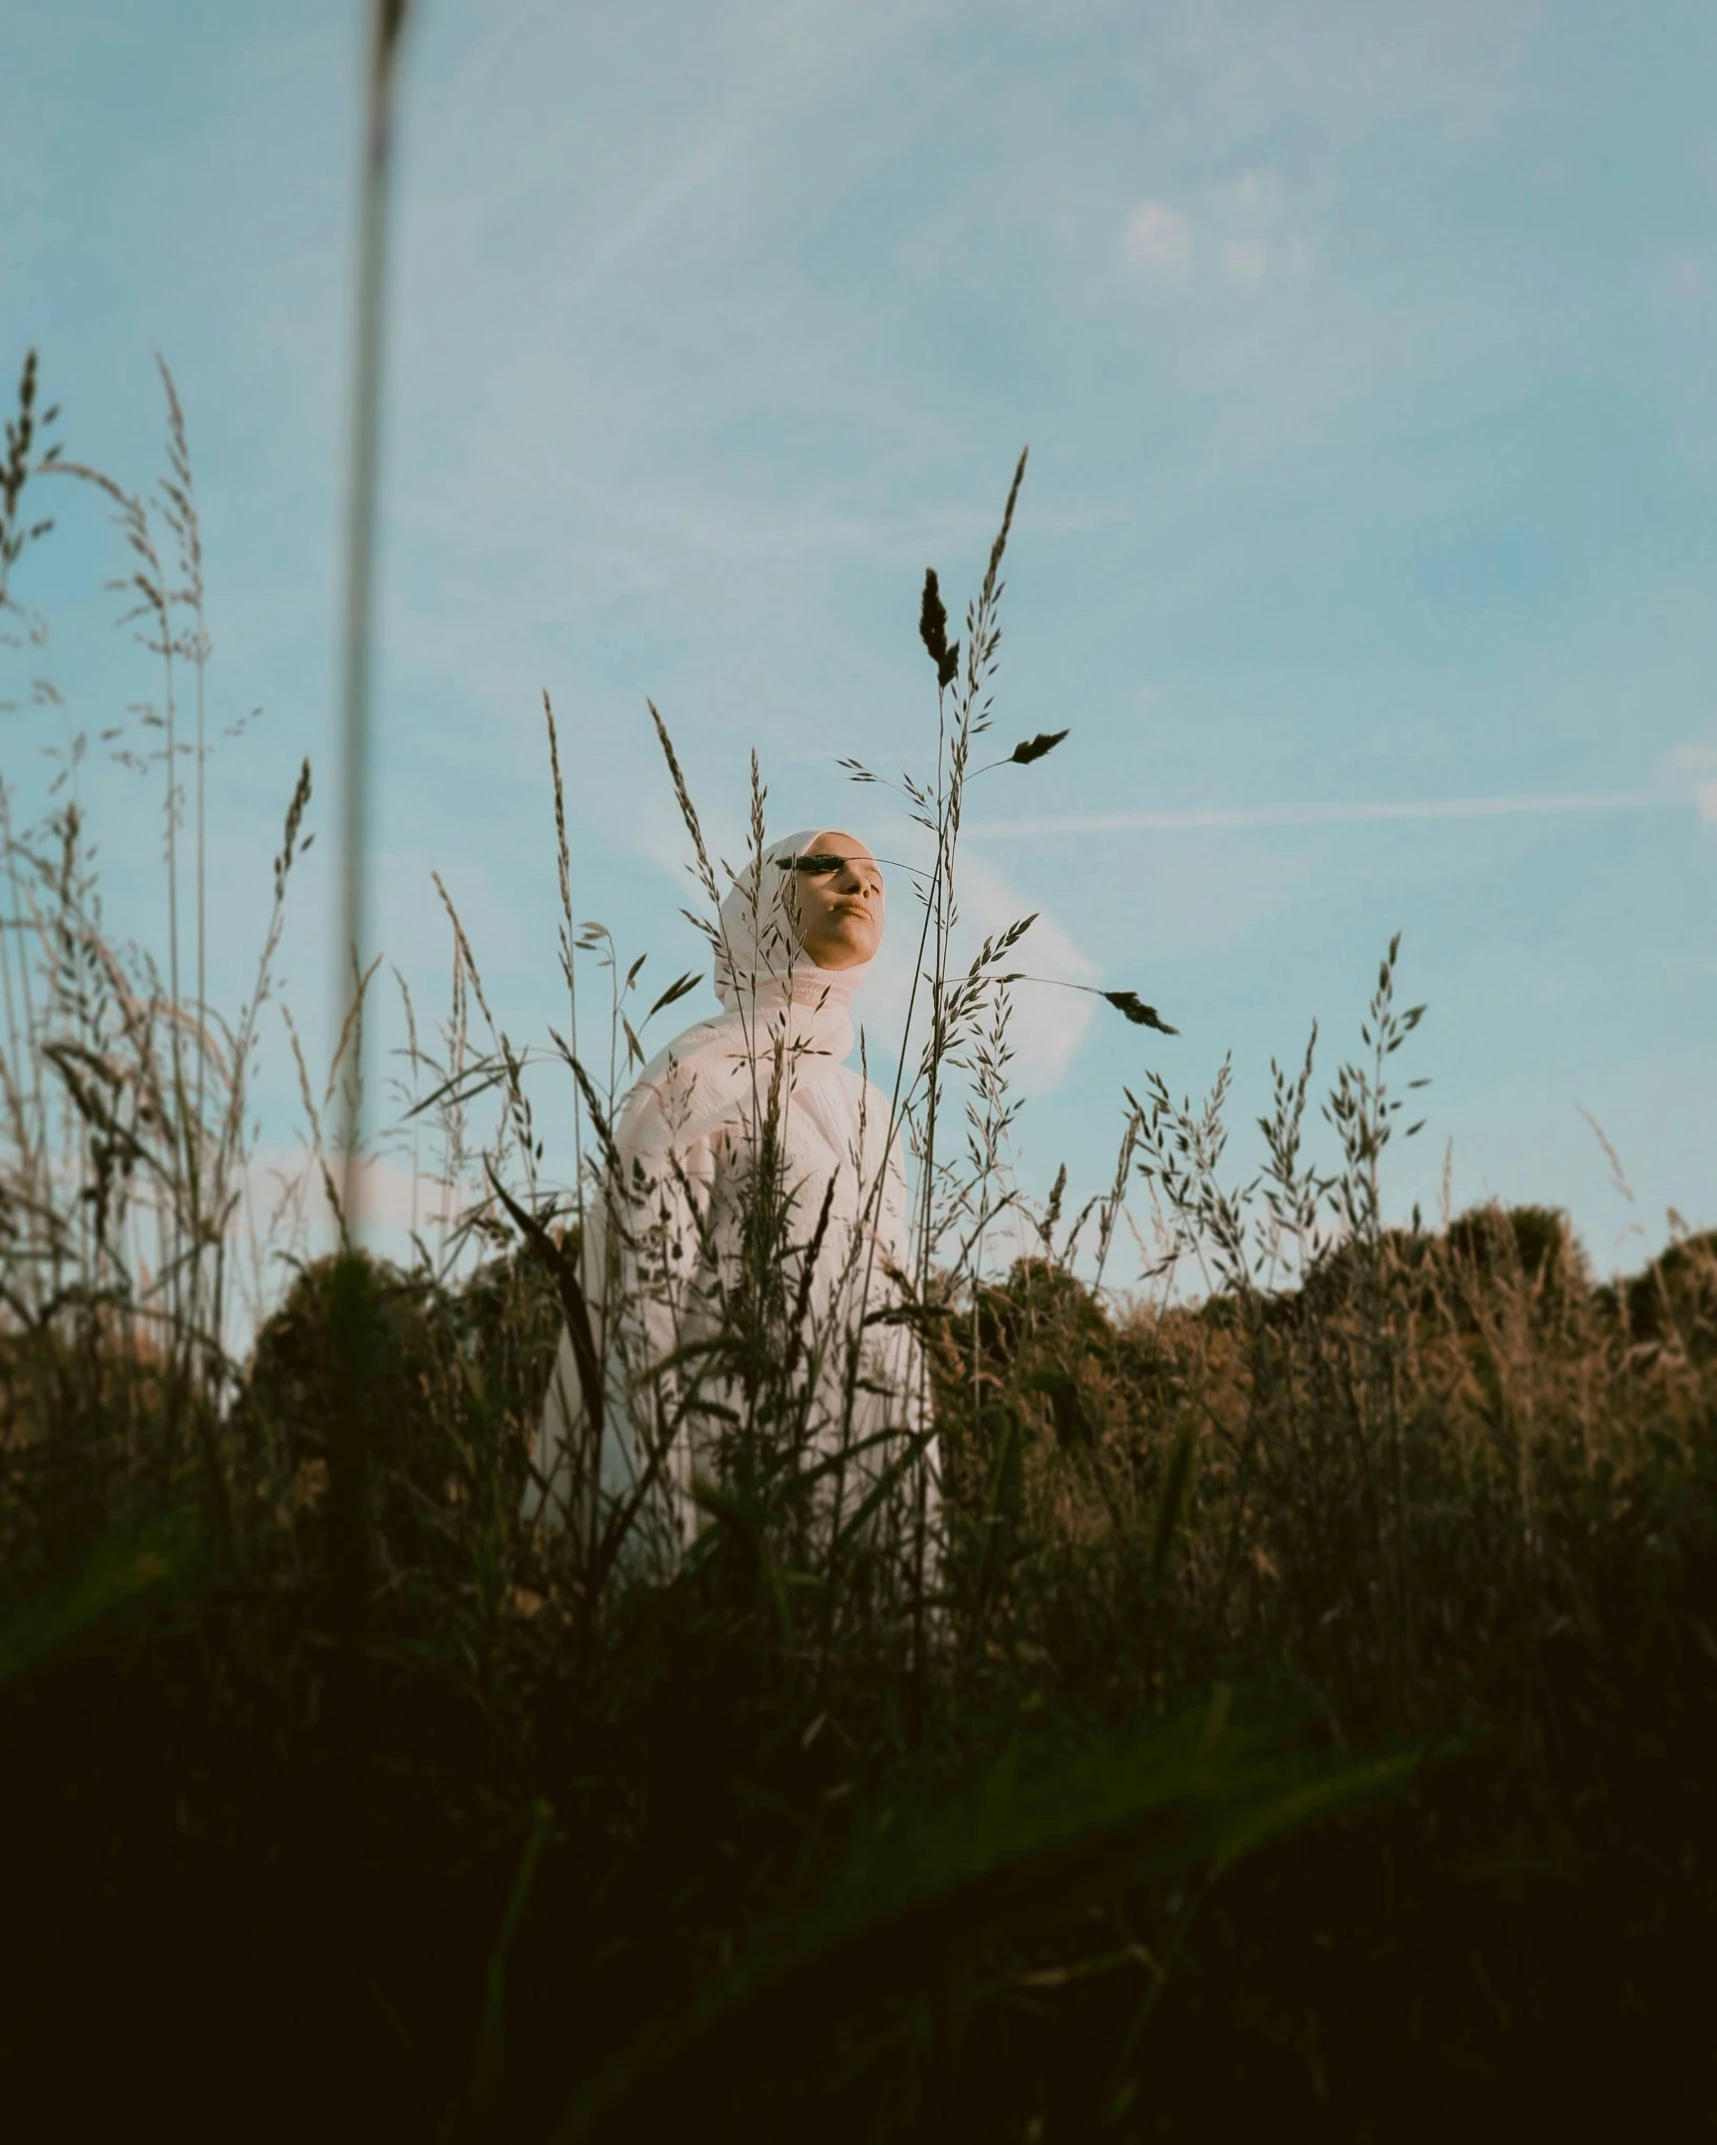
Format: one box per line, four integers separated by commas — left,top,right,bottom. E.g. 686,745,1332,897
918,567,960,690
331,0,415,1223
1104,988,1178,1034
1008,727,1068,764
974,727,1070,775
552,1691,1431,2141
326,0,415,1691
998,972,1180,1034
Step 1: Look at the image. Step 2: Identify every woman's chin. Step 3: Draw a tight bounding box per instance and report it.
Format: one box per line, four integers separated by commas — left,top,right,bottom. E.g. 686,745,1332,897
807,929,876,972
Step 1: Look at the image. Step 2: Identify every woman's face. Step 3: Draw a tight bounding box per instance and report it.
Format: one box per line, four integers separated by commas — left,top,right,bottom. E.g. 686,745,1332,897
784,829,884,970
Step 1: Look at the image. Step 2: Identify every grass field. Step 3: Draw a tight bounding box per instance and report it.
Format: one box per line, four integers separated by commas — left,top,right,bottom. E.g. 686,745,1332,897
4,346,1716,2142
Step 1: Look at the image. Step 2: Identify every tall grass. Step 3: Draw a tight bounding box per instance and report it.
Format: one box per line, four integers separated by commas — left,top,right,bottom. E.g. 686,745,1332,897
3,340,1716,2145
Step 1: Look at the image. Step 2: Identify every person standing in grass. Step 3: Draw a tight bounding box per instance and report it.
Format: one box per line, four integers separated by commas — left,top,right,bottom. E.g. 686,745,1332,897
528,829,935,1597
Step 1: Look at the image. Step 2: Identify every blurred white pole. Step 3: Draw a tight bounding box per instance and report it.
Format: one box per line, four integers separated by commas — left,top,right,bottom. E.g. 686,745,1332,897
333,0,413,1239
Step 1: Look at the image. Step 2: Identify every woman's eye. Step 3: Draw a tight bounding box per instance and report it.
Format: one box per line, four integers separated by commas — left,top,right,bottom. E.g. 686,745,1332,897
780,851,880,894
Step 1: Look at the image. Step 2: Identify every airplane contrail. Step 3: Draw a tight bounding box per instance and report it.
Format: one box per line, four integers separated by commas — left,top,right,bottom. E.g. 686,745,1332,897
968,790,1672,839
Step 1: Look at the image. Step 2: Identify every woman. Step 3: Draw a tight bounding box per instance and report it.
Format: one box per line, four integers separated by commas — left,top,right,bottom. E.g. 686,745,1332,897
529,828,933,1588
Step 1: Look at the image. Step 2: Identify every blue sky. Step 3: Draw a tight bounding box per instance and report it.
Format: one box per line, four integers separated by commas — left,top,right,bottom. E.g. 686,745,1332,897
7,0,1716,1280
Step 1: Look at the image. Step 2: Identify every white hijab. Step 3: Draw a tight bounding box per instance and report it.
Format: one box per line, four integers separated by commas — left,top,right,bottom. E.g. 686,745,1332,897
615,828,879,1167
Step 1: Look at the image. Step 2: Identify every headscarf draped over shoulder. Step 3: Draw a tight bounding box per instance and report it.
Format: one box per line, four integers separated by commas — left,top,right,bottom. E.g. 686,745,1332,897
616,829,878,1167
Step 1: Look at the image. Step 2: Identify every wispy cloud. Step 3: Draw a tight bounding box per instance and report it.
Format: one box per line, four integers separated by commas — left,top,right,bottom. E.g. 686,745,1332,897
1222,237,1268,284
1122,200,1193,277
857,847,1100,1096
590,135,731,267
1668,741,1717,824
969,792,1674,840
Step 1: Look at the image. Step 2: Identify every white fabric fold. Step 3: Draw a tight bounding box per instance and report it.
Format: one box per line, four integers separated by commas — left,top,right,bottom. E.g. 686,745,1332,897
616,826,868,1165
